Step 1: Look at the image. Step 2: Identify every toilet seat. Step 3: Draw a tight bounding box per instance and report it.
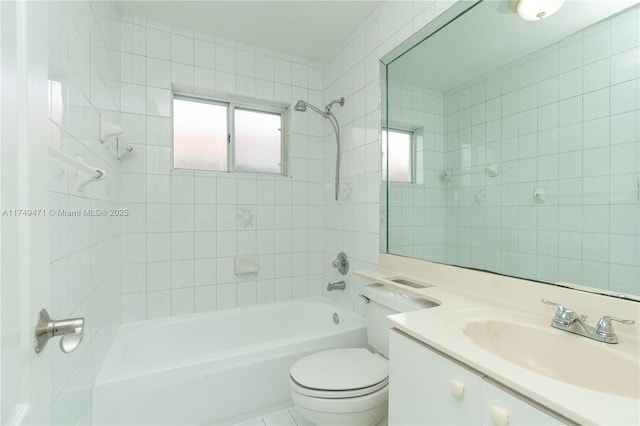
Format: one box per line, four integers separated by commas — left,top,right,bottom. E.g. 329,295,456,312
290,348,388,399
290,375,388,399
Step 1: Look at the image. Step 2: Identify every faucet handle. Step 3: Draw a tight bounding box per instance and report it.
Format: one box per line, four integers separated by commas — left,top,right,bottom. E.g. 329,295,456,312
541,298,564,310
542,298,567,314
541,298,577,325
595,316,636,336
331,252,349,275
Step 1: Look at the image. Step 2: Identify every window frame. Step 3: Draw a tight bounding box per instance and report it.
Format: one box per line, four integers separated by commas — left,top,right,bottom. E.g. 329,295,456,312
172,93,287,176
382,126,417,183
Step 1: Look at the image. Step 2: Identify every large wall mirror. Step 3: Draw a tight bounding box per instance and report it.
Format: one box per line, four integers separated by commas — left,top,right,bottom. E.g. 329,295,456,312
381,0,639,299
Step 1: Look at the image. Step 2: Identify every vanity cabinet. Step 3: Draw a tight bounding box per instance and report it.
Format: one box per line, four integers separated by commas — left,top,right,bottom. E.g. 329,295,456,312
389,330,565,426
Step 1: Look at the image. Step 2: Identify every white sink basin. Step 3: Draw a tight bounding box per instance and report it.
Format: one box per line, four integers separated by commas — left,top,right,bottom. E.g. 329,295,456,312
464,319,640,399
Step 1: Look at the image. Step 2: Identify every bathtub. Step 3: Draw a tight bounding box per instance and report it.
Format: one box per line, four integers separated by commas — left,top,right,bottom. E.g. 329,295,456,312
92,297,367,425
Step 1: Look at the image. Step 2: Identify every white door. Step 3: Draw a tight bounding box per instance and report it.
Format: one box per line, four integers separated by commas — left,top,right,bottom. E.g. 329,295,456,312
1,1,52,424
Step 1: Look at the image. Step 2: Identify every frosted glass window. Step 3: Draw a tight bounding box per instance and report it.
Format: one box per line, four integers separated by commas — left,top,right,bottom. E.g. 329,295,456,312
235,109,282,174
382,129,413,182
173,96,284,174
173,98,228,171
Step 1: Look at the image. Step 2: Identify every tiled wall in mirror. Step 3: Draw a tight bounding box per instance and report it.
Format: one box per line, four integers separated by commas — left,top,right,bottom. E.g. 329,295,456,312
382,1,639,298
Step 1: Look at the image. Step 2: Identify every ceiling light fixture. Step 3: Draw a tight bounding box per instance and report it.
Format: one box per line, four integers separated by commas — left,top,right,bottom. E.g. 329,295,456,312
516,0,565,21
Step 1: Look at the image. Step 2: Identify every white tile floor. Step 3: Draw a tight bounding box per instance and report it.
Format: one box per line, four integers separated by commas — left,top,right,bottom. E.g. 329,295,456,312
236,407,313,426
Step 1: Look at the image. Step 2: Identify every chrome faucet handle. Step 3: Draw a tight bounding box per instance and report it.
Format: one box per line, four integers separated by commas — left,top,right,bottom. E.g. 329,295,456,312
595,316,636,336
541,298,564,310
541,298,586,325
541,299,573,324
331,252,349,275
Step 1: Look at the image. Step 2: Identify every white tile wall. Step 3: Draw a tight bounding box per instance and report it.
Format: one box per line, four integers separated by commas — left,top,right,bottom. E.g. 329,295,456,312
48,1,122,424
320,1,458,313
118,17,326,321
115,0,462,321
441,5,640,294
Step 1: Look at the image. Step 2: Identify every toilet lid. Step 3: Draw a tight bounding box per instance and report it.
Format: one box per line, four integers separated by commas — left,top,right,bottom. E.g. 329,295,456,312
290,348,388,391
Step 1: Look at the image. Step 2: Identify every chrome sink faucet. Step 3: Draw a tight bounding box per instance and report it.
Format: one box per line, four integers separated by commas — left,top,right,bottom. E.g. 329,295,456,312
542,299,635,344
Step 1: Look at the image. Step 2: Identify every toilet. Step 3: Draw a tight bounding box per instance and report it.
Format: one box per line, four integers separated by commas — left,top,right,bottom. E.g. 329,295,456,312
289,283,435,425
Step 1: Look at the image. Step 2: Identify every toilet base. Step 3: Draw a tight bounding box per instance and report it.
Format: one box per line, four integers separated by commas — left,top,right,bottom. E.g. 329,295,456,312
291,388,388,426
294,402,387,426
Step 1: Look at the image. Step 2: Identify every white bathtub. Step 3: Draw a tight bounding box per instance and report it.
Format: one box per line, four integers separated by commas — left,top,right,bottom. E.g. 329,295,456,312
93,297,367,425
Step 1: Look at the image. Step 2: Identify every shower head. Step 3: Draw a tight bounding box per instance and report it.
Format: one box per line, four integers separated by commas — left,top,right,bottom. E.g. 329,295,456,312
294,99,327,117
294,100,307,112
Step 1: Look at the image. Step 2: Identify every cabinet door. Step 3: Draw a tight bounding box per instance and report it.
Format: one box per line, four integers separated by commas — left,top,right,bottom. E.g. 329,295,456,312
389,330,482,425
482,381,565,426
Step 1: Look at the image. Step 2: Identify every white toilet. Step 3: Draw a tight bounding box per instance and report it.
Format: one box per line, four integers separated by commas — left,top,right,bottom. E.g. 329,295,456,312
289,284,435,425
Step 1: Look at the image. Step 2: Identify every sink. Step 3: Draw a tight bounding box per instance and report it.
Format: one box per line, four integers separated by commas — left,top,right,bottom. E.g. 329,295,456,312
464,320,640,399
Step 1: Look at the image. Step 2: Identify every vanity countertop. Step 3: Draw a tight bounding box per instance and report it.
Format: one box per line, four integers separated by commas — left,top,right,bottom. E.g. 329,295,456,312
356,257,640,426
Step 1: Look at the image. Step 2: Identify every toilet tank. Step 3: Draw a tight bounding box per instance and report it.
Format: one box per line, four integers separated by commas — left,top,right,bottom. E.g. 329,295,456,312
363,283,437,357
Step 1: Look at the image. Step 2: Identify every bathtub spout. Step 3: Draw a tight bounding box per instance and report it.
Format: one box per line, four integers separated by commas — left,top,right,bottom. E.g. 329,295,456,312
327,281,346,291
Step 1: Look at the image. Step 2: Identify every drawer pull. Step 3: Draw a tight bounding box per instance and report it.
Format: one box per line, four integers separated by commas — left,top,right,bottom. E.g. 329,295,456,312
448,380,465,398
490,406,509,426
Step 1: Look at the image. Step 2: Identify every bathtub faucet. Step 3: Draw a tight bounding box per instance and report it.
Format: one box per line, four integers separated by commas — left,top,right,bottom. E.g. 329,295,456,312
327,281,346,291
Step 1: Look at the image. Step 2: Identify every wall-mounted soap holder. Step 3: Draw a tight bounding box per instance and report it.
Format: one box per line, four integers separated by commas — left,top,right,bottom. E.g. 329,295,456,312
100,114,133,160
48,147,106,193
